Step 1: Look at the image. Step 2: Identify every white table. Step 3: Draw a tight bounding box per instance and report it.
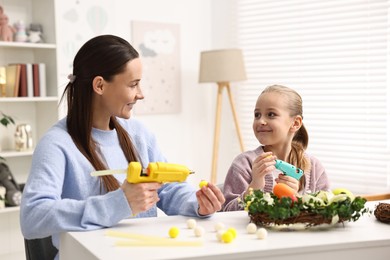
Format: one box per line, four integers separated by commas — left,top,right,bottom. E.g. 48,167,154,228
60,201,390,260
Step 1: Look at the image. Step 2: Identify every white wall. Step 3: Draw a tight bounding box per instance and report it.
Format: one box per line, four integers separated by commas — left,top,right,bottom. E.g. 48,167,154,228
108,0,241,186
55,0,239,186
208,0,243,184
110,0,238,185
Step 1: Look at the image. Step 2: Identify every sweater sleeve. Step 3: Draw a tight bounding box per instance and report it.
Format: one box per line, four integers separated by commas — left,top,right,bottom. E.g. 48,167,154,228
222,154,254,211
305,155,331,193
157,182,199,216
20,129,131,240
127,118,201,217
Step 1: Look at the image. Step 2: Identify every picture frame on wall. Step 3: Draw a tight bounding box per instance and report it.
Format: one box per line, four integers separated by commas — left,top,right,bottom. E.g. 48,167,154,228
131,21,181,115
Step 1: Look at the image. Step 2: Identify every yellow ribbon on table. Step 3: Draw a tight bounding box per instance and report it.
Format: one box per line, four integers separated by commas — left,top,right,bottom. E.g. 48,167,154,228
105,230,203,247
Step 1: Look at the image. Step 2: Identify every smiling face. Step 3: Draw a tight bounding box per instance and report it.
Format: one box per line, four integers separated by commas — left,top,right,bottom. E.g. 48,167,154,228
252,91,300,148
92,58,144,129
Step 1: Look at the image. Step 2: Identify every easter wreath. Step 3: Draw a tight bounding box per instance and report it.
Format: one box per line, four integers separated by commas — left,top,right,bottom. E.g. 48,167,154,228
243,188,369,228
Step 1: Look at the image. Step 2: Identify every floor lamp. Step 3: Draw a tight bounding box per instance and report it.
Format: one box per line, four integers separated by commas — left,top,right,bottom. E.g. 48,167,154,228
199,49,247,184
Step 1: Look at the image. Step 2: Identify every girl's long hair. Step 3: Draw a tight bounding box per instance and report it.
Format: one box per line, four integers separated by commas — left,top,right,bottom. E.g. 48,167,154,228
262,85,310,191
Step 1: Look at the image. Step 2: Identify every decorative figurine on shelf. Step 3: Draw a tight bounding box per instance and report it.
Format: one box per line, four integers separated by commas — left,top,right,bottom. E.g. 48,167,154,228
0,162,22,206
14,20,28,42
28,23,44,43
15,123,33,151
0,112,14,155
0,186,5,208
0,6,16,42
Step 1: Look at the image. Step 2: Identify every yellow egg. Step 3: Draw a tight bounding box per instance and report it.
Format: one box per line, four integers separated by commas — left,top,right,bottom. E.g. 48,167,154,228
332,188,354,200
199,180,208,189
221,231,234,243
227,227,237,239
168,227,180,238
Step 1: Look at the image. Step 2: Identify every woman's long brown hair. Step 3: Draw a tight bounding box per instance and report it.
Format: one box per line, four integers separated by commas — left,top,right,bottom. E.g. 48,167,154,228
60,35,140,192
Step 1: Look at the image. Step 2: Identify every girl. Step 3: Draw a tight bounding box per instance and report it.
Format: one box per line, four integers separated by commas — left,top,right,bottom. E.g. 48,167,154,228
222,85,329,211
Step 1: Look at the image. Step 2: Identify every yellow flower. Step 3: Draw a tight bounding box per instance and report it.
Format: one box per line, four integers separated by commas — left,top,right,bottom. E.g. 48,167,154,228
244,201,252,211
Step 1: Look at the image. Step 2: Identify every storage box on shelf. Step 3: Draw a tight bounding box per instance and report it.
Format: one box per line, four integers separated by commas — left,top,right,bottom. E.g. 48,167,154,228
0,0,59,258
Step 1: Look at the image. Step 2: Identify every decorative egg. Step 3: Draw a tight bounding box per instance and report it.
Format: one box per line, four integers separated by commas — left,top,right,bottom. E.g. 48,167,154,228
194,226,205,237
246,223,257,234
256,228,268,239
186,218,197,229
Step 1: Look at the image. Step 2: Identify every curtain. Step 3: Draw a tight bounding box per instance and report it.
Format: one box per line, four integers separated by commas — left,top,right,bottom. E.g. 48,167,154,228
234,0,390,194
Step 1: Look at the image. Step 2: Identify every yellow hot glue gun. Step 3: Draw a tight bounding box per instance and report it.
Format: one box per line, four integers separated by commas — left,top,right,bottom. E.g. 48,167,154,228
90,162,194,183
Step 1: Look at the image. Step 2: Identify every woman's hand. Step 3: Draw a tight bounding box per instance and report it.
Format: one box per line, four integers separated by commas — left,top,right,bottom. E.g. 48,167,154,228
121,181,162,216
247,152,276,194
196,183,225,216
275,174,299,193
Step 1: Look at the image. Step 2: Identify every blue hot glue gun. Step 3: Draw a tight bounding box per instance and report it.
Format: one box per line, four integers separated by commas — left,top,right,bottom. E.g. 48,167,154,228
274,159,303,180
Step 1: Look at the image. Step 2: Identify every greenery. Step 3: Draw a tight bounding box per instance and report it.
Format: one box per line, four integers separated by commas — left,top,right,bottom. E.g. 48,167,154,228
0,112,15,161
243,189,370,226
0,112,14,127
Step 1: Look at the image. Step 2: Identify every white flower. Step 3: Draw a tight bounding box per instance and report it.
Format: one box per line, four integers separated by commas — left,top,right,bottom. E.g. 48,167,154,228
302,194,325,208
263,192,274,205
315,190,334,204
331,215,340,225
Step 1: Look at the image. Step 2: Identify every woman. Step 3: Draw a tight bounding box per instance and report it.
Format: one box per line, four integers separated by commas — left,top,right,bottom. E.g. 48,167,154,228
20,35,224,257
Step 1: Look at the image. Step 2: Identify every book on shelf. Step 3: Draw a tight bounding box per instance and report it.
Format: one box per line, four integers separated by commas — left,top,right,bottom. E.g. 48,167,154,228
26,63,34,97
3,63,46,97
18,64,27,97
4,64,21,97
32,63,40,97
38,63,46,97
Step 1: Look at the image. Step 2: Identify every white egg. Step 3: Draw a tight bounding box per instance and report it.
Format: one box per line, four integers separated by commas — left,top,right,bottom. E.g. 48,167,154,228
194,226,205,237
216,229,225,241
186,219,197,229
214,222,225,232
246,223,257,234
256,228,268,239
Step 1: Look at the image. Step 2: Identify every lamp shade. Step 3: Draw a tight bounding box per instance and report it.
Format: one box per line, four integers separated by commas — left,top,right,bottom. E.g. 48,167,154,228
199,49,247,83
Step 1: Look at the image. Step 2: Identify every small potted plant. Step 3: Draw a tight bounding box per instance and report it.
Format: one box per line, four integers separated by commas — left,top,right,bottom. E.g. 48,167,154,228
0,111,15,160
1,112,14,127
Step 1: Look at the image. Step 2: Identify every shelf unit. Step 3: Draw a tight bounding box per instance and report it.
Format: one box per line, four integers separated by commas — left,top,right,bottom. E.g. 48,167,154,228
0,0,59,257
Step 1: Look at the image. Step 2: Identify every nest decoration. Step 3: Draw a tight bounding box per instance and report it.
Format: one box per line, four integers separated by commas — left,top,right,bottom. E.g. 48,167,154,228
243,189,369,228
374,203,390,224
249,211,346,227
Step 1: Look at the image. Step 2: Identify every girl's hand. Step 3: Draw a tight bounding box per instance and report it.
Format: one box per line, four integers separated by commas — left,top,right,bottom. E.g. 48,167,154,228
196,182,225,216
275,174,299,193
248,152,276,192
121,181,162,216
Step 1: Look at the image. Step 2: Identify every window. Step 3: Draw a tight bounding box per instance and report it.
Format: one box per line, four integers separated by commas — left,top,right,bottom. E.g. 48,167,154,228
234,0,390,194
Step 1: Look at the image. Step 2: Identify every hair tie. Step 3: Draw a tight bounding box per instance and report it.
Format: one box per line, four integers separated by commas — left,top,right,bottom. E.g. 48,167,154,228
67,74,76,83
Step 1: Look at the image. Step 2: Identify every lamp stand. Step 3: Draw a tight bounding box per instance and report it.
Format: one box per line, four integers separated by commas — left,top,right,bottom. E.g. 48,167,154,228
211,82,245,184
0,84,6,97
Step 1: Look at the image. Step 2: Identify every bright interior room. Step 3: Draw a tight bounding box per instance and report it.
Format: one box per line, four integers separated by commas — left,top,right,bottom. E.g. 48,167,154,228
0,0,389,259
